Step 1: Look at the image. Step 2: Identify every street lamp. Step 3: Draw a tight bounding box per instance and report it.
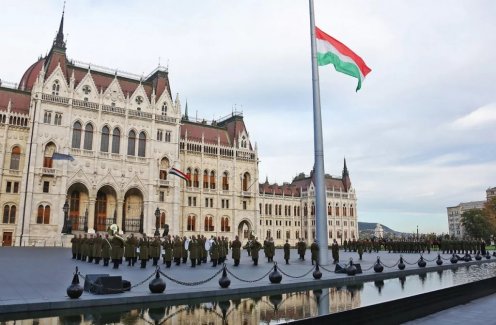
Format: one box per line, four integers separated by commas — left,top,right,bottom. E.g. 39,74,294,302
62,200,70,234
154,207,160,237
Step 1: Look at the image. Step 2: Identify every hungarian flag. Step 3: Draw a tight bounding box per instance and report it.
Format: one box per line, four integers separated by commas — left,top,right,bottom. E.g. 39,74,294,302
169,167,190,182
315,27,371,91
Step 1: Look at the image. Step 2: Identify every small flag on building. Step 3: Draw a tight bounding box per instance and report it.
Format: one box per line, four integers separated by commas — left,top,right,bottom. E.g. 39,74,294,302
52,152,75,161
315,27,371,91
169,167,190,181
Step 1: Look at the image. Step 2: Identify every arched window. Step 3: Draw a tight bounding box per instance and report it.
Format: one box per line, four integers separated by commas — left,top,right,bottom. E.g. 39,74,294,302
10,146,21,170
83,124,93,150
160,158,170,180
52,80,60,96
186,168,192,187
127,130,136,156
296,231,300,240
112,128,120,154
221,217,230,232
335,204,340,217
101,126,110,152
203,170,209,189
71,122,82,149
343,205,347,217
350,205,354,217
193,169,200,188
138,131,146,157
222,171,229,190
303,203,308,217
276,230,281,239
36,205,50,224
210,171,216,189
204,215,214,231
161,102,168,116
2,205,16,224
242,172,250,191
160,212,166,229
329,230,333,239
43,111,51,124
43,143,56,168
311,202,315,216
327,203,332,216
187,215,196,231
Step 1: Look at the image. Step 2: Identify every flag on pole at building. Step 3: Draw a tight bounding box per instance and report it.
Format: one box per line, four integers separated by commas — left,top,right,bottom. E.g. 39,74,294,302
52,152,75,161
315,27,371,91
169,167,190,181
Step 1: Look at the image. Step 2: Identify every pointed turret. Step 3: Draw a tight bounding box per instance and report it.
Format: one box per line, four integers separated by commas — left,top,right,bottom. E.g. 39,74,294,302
342,157,351,191
183,100,189,121
53,5,66,50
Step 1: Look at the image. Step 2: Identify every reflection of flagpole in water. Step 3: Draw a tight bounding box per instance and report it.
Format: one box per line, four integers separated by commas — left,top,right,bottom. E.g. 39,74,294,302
317,288,330,317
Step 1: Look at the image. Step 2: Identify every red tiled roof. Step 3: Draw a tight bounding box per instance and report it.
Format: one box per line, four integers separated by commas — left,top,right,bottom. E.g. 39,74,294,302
19,58,45,91
180,122,231,146
260,172,348,196
0,88,31,115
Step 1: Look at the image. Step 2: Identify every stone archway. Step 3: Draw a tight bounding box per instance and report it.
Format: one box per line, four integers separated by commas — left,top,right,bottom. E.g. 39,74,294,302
94,185,118,232
238,219,252,240
67,182,90,232
122,188,144,233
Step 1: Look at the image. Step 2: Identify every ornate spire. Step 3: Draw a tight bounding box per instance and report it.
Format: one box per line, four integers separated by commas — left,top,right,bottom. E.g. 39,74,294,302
53,2,66,50
184,100,189,121
342,157,349,177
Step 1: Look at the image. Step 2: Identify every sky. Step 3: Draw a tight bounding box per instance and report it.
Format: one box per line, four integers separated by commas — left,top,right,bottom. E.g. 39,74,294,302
1,1,495,234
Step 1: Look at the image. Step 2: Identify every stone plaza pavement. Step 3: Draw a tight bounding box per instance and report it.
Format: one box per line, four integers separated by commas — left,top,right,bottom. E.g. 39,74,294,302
0,246,495,323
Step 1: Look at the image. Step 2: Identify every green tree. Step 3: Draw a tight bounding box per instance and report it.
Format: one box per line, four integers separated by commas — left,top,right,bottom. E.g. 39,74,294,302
461,209,494,241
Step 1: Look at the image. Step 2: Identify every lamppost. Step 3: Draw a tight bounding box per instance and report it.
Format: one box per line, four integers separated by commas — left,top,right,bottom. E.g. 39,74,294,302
154,207,160,237
61,200,70,234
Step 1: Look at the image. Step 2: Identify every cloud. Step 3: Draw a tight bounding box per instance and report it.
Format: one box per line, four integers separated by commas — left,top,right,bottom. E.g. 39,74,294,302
452,103,496,129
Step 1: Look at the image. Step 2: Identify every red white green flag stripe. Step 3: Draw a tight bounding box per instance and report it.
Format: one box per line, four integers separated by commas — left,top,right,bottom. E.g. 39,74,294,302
315,27,371,91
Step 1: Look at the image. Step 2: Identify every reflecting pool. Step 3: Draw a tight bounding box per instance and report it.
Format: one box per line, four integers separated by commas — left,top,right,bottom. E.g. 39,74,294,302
2,263,496,324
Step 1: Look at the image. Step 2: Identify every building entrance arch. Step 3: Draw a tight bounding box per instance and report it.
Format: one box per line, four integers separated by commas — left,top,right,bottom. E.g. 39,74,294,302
238,219,252,240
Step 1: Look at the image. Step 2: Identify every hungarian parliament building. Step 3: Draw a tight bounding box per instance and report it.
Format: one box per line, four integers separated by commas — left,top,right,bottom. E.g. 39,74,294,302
0,13,358,247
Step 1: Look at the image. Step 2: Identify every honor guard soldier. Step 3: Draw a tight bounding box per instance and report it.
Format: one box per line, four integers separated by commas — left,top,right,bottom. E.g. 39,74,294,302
181,236,189,264
87,234,95,263
162,235,173,267
102,234,111,266
173,236,182,266
139,235,149,269
230,235,242,266
150,236,161,266
189,235,199,267
210,236,219,267
111,233,124,269
267,237,275,263
71,235,79,259
93,234,103,265
251,237,262,266
283,240,291,264
80,234,88,262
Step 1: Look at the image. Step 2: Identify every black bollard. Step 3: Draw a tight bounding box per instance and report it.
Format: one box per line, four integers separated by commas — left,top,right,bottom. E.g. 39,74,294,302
418,256,426,268
149,269,166,293
475,253,482,261
486,252,491,260
436,254,443,266
450,254,458,264
398,256,406,270
67,266,83,299
374,257,384,273
269,263,282,284
346,259,357,276
464,253,472,262
313,263,322,280
219,264,231,288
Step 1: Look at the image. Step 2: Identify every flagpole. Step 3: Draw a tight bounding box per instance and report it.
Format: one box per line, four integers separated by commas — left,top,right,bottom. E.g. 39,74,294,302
309,0,329,265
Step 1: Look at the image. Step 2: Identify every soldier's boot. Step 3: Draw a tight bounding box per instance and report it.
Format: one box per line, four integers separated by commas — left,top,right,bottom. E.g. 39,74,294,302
235,259,239,266
197,258,202,266
166,261,171,268
113,259,119,269
95,258,100,265
285,259,289,265
212,259,217,267
103,258,109,266
72,254,76,259
88,257,93,263
153,258,158,266
141,260,147,269
182,257,187,264
254,258,258,266
133,257,137,266
191,259,196,267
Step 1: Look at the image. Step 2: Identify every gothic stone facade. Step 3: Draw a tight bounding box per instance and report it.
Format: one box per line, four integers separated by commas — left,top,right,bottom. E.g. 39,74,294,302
0,14,358,247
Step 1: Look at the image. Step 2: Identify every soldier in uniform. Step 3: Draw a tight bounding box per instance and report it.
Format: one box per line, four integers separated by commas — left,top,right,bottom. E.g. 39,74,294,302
93,233,103,265
251,237,262,266
210,236,219,267
189,235,199,267
71,235,79,259
101,234,111,266
111,234,124,269
199,235,207,264
80,234,88,262
283,240,291,264
124,234,134,266
244,238,252,256
181,236,188,264
87,234,95,263
310,239,319,265
162,235,173,268
150,236,161,266
343,239,348,252
266,237,275,263
173,235,182,266
139,234,149,269
331,239,340,264
230,235,242,266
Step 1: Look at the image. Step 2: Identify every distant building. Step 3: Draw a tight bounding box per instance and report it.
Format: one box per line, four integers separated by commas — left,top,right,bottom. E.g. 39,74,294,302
447,201,485,238
487,187,496,201
374,223,384,239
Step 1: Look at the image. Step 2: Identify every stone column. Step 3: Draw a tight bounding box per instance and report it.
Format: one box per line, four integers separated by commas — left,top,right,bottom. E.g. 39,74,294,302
116,199,123,231
87,199,96,232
